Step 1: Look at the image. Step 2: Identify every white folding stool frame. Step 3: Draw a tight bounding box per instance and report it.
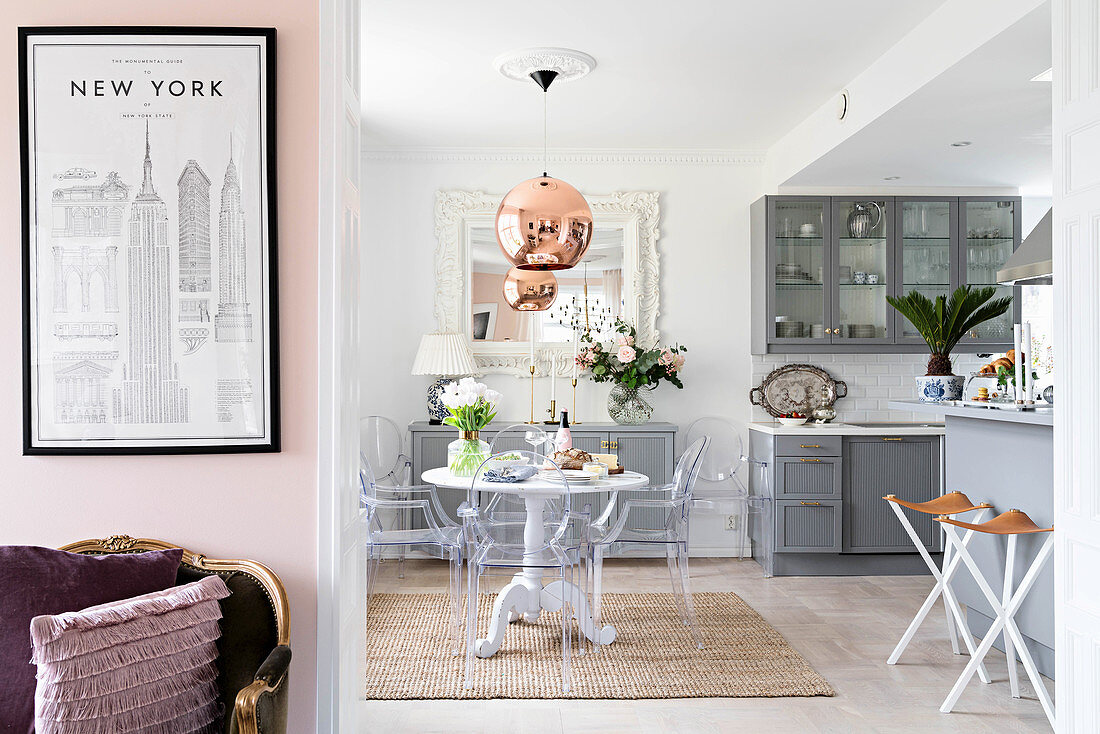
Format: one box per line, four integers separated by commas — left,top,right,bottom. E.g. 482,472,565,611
939,522,1056,728
886,501,992,684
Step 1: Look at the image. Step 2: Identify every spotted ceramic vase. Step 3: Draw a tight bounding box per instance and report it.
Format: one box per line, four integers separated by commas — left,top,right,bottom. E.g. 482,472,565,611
915,375,964,402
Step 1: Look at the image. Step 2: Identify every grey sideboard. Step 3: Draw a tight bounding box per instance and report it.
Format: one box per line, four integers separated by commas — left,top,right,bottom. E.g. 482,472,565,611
748,424,945,575
409,421,677,554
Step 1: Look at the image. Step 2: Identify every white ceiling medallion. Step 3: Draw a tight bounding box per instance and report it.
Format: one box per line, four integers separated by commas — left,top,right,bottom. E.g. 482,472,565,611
494,47,597,83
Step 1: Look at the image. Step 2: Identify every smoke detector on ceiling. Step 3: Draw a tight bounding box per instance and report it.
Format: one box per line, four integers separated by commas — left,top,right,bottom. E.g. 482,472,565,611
494,47,597,84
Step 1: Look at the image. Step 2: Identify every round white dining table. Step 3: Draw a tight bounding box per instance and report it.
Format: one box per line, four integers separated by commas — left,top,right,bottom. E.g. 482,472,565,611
422,466,649,658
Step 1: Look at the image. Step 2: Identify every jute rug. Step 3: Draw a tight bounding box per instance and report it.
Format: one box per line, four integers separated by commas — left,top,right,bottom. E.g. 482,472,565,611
364,592,834,699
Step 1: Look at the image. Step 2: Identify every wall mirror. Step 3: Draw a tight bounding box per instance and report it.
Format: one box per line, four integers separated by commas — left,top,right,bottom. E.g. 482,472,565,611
434,190,660,376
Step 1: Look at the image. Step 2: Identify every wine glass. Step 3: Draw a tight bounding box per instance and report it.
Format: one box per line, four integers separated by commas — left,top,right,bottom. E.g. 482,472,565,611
525,426,550,454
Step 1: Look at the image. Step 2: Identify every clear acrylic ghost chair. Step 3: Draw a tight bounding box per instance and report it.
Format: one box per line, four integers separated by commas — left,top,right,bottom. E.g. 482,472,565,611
588,436,710,651
684,417,774,578
360,452,465,655
360,416,414,577
486,424,564,524
458,451,590,692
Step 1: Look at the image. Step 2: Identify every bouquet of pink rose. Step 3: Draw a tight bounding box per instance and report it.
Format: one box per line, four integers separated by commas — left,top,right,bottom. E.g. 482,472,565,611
576,319,687,390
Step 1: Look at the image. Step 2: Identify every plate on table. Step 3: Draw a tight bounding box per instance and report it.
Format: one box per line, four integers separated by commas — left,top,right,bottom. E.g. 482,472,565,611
538,469,593,483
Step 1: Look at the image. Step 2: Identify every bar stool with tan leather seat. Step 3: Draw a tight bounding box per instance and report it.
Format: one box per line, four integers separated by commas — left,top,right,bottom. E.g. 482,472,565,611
883,491,993,680
935,508,1055,728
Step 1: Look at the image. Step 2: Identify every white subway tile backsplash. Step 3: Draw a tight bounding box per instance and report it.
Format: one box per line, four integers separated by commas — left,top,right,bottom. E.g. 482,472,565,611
753,351,963,421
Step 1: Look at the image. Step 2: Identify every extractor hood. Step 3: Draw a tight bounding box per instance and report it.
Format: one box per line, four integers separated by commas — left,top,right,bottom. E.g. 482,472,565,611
998,208,1052,285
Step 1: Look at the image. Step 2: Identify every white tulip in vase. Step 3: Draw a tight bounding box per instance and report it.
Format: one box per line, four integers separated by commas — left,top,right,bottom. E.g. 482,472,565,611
441,378,502,477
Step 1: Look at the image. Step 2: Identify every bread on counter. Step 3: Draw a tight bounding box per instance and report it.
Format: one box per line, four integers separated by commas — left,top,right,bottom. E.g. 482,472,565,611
979,352,1016,375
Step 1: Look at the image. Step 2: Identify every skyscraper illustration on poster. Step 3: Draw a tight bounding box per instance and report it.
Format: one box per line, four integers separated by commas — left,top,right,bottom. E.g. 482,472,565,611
114,123,190,424
178,160,212,293
215,138,254,343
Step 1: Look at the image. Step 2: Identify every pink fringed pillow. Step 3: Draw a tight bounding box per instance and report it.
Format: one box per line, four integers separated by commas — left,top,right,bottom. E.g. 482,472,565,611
30,575,230,734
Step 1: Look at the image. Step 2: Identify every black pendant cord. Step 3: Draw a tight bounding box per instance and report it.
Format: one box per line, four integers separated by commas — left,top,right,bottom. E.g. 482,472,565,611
529,69,558,178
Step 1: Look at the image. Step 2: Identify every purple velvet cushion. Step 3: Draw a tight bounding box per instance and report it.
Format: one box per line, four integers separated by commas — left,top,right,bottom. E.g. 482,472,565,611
0,546,182,734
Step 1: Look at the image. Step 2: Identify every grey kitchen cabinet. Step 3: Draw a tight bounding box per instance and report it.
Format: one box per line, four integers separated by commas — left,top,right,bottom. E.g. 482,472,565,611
751,194,1020,355
843,436,941,553
408,421,677,545
748,427,945,575
774,456,843,499
775,500,843,553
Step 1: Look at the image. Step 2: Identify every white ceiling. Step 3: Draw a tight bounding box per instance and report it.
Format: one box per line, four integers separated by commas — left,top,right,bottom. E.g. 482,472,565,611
362,0,947,151
785,3,1052,191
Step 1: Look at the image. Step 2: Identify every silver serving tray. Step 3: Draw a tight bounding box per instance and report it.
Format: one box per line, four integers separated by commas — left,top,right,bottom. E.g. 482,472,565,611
750,363,847,418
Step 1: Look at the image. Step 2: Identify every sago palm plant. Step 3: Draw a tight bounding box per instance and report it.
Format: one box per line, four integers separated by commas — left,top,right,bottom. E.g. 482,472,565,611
886,285,1013,376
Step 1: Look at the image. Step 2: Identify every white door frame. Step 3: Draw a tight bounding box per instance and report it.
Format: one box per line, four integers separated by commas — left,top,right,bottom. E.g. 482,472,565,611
317,0,363,729
1052,0,1100,730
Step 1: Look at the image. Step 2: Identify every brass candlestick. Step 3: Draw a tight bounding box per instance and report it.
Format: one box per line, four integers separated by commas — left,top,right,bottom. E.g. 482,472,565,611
544,399,557,425
526,365,537,424
571,378,581,423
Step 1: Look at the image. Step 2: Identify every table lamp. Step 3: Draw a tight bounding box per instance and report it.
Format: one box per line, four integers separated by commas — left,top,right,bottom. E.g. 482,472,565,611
411,333,478,424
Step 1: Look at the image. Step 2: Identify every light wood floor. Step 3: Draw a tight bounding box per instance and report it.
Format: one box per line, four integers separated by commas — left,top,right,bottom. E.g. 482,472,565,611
361,558,1053,733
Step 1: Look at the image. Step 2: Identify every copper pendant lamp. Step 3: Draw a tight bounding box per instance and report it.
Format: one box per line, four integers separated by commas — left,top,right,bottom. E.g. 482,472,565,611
502,267,558,311
495,54,594,272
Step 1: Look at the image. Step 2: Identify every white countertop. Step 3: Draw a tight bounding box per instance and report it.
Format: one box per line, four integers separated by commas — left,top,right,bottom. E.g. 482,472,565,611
891,400,1054,427
748,421,945,436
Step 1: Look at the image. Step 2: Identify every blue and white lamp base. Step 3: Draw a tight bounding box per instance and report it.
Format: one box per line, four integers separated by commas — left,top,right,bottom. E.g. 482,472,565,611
915,375,965,402
426,377,455,424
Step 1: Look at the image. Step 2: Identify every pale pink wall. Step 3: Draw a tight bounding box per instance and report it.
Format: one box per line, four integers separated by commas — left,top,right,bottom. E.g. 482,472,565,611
470,272,518,339
0,4,319,732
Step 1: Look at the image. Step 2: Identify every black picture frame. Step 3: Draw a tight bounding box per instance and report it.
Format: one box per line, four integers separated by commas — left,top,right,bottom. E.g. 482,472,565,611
19,26,280,455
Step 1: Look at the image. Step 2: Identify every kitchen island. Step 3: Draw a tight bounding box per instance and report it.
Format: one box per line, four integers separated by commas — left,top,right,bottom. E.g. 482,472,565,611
891,400,1054,678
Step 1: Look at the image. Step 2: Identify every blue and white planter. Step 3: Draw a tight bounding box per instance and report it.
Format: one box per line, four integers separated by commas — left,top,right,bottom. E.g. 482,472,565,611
915,375,965,402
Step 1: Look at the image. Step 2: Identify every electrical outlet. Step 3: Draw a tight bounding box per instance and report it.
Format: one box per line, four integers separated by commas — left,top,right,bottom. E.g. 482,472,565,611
726,515,739,531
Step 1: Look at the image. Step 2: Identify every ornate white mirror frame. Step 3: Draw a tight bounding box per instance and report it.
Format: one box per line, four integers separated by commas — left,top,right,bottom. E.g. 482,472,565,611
434,190,661,376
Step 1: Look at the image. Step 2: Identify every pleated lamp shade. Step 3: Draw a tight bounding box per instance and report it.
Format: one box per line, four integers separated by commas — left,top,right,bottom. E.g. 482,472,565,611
411,333,477,377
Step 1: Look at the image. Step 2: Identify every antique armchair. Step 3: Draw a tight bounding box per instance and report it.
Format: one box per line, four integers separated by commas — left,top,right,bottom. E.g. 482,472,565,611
60,535,291,734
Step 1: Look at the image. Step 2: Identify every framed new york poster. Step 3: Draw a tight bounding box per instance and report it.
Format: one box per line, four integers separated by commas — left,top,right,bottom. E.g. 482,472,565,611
19,27,279,454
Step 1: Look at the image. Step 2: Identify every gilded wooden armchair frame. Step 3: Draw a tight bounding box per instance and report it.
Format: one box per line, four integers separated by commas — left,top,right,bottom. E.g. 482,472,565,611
60,534,291,734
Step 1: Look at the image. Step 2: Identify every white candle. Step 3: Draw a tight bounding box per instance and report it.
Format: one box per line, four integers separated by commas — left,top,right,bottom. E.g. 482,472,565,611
1024,322,1034,402
1013,324,1023,403
528,315,535,369
550,352,557,403
572,331,579,379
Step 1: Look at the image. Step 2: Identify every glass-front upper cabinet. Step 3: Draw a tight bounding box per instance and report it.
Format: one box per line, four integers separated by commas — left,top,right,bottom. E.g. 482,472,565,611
960,198,1020,343
768,197,829,344
751,195,1020,354
895,198,956,342
832,198,894,343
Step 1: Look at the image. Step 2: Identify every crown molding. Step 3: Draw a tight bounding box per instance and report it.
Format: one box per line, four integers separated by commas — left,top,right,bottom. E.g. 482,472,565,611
362,146,766,166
